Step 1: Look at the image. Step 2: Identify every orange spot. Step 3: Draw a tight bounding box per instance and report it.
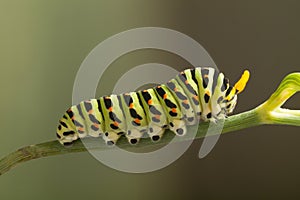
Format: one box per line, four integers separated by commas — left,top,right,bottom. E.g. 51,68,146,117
134,118,140,124
193,95,198,100
78,127,84,132
71,116,75,120
183,100,188,104
148,99,153,105
204,75,209,78
88,110,93,114
93,123,99,128
129,103,134,108
172,108,177,113
113,121,119,127
163,94,167,99
174,88,178,92
108,107,113,111
185,80,189,84
155,115,160,119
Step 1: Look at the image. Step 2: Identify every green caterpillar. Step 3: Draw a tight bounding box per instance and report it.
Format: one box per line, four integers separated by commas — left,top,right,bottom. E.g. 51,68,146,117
56,67,250,146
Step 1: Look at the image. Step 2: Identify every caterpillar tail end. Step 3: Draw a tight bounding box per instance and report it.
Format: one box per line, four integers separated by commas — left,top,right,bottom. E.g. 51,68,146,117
56,115,79,147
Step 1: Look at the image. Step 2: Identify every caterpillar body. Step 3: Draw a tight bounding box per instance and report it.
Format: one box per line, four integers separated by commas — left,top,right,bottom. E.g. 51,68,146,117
56,67,250,146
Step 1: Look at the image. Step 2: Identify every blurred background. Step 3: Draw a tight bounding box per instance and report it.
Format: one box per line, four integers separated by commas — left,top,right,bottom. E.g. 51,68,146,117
1,0,300,199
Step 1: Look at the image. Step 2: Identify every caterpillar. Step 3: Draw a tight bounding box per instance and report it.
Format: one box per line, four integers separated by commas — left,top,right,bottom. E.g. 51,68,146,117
56,67,250,146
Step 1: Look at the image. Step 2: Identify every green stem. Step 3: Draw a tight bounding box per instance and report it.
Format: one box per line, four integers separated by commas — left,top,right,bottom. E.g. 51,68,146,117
0,108,261,176
256,72,300,126
0,72,300,176
267,108,300,126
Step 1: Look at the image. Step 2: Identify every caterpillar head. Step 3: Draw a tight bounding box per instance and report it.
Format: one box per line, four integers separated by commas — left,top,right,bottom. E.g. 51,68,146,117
224,70,250,114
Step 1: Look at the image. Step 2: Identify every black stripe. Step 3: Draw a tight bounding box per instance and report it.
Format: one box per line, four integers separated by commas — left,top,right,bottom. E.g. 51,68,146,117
164,99,177,108
117,95,124,110
202,78,208,88
225,86,233,97
204,93,210,103
212,69,219,94
155,87,166,98
66,109,74,119
74,120,84,128
116,95,126,126
185,84,196,95
190,68,199,89
166,81,176,90
141,90,151,102
152,117,160,122
63,130,75,136
132,121,141,126
91,125,99,131
169,111,177,117
175,91,187,100
149,105,162,115
221,78,229,92
76,104,85,119
97,99,105,122
201,68,209,76
84,101,92,112
137,92,147,117
103,97,112,109
110,123,119,130
89,114,100,124
56,133,61,139
129,108,143,120
60,121,68,128
152,86,169,120
109,111,121,123
178,73,187,83
123,94,133,106
192,98,199,105
181,102,190,109
201,68,209,88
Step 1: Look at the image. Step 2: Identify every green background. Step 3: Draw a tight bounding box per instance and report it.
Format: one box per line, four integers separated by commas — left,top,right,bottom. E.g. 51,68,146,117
1,0,300,199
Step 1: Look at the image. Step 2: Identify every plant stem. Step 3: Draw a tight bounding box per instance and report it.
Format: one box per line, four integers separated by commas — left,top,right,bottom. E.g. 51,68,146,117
0,72,300,176
0,108,261,176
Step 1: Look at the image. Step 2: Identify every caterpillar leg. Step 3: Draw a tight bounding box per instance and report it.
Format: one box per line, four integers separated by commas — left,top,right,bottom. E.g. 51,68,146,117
147,125,166,142
58,136,78,147
169,119,187,136
125,128,145,145
102,131,124,146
